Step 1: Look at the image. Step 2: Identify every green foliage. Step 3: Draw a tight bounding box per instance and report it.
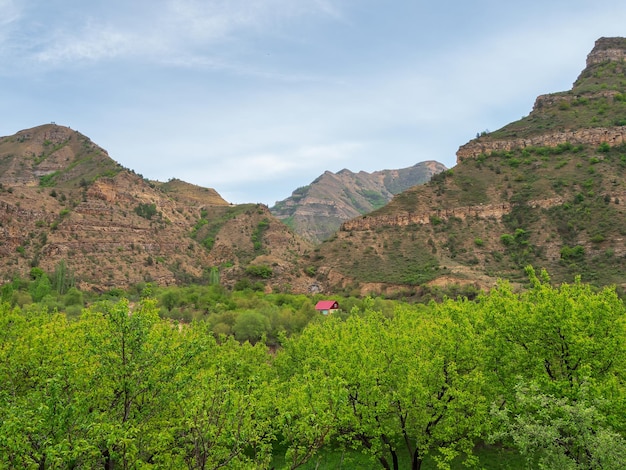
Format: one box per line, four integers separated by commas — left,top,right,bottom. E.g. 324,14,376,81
560,244,585,261
233,310,271,343
207,266,220,285
359,189,388,210
252,218,270,252
500,233,515,246
246,264,273,279
491,382,626,469
134,202,158,220
38,171,59,187
1,271,625,469
53,259,75,295
29,273,52,302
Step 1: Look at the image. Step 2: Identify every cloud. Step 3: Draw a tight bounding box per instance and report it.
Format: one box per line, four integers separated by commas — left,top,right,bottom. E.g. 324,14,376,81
195,141,363,186
0,0,20,24
0,0,21,47
37,24,137,62
28,0,345,66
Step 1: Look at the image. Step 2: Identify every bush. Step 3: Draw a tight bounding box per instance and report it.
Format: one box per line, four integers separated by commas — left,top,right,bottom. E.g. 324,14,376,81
233,310,270,343
245,264,273,279
134,203,158,220
500,234,515,246
560,245,585,261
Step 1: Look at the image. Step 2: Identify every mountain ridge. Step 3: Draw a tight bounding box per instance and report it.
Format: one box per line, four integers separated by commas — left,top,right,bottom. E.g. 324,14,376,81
270,160,446,243
0,124,315,293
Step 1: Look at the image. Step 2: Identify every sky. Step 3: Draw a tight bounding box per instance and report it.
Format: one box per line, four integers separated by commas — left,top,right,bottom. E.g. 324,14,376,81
2,1,626,205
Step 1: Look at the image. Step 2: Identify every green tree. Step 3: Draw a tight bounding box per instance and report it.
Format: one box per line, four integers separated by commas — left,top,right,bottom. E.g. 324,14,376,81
29,272,52,302
482,268,626,405
482,268,626,461
80,298,186,468
276,304,490,470
170,323,276,468
491,382,626,469
233,310,271,343
53,259,75,295
0,303,95,468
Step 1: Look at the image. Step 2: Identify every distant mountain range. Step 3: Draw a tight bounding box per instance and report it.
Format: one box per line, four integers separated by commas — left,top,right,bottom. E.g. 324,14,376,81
270,161,446,243
3,37,626,296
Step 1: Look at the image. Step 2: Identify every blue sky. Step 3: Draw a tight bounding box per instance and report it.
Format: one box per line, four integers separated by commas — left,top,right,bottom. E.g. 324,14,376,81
2,0,626,204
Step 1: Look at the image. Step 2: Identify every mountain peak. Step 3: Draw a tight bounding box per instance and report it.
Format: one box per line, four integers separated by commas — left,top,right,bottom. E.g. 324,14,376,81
271,161,446,243
586,37,626,67
456,37,626,162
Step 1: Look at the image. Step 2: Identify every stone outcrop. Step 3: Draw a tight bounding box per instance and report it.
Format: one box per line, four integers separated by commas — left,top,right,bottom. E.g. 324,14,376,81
586,37,626,66
456,126,626,162
341,197,568,232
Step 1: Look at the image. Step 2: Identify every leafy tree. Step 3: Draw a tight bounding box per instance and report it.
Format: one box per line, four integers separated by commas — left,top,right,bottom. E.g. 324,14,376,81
29,269,52,303
0,304,95,468
63,286,84,307
481,268,626,405
233,310,271,343
134,202,158,220
276,304,490,470
491,382,626,469
80,298,186,468
482,267,626,463
53,259,75,295
170,324,276,468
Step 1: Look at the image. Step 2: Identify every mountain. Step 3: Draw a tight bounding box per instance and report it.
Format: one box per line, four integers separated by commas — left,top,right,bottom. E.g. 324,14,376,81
270,161,446,243
310,37,626,295
0,124,314,292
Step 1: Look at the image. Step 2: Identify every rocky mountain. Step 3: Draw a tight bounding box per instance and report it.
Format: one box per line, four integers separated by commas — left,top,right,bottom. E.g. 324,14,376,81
270,161,446,243
0,124,314,292
310,37,626,295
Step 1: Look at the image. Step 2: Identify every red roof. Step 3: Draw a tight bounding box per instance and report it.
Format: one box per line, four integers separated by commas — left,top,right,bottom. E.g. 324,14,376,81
315,300,339,310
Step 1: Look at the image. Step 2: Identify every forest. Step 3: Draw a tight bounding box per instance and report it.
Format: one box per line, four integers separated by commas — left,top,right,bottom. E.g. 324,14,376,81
1,267,626,469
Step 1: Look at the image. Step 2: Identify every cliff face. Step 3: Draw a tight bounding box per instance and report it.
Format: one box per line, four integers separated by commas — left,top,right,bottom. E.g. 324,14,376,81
457,126,626,162
586,37,626,65
271,161,446,243
0,124,314,292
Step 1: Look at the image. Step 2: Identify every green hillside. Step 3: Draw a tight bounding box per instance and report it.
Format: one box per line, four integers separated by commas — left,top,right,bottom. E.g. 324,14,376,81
311,37,626,294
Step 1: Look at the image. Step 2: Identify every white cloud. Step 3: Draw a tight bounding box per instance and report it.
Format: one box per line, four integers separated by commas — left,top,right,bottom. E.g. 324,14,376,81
198,141,363,185
29,0,345,66
37,24,137,62
0,0,20,25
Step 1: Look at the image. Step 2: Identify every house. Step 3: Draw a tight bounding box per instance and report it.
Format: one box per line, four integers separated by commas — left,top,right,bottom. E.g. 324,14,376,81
315,300,340,315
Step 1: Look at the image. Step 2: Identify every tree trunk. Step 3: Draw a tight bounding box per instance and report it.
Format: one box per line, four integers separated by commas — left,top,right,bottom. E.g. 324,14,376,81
412,450,423,470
